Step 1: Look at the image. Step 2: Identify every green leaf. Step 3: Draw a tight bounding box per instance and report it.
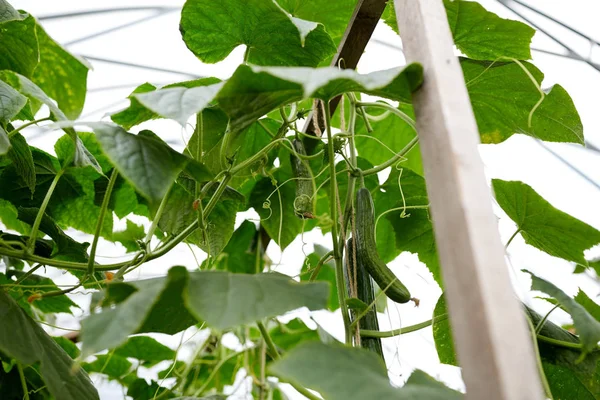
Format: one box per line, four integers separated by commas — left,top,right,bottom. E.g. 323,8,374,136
527,306,600,399
0,79,27,122
184,107,228,175
88,123,205,204
301,244,338,310
7,133,35,193
249,168,303,250
270,342,461,400
275,0,357,51
526,271,600,354
127,378,173,400
114,336,175,367
180,0,336,67
186,270,329,330
575,290,600,322
134,82,224,126
158,181,241,257
81,266,197,358
31,23,89,119
354,103,422,175
82,354,132,380
208,220,261,274
374,168,440,284
444,0,534,60
0,199,29,233
493,179,600,265
53,336,80,359
18,207,90,262
0,13,39,77
0,126,9,155
0,272,79,316
432,295,457,365
0,291,99,400
110,83,158,129
113,220,145,253
218,63,423,133
462,59,584,144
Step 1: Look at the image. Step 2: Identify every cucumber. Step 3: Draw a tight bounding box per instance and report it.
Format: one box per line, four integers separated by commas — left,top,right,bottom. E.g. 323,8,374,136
290,138,314,219
355,187,411,303
345,238,384,359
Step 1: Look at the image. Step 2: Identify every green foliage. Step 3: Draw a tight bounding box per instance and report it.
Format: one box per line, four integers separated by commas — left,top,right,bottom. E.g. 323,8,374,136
494,179,600,265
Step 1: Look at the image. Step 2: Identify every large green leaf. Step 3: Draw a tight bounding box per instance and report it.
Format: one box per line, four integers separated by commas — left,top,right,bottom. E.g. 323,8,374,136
0,79,27,123
270,342,461,399
183,107,229,175
276,0,357,51
462,59,583,144
384,0,533,61
218,63,423,133
31,24,89,119
81,266,197,357
444,0,534,60
82,354,132,381
0,291,99,400
134,82,224,126
88,123,209,204
0,199,29,233
493,179,600,265
186,270,328,330
575,290,600,323
180,0,336,67
110,83,159,129
114,336,175,367
0,13,38,77
526,271,600,355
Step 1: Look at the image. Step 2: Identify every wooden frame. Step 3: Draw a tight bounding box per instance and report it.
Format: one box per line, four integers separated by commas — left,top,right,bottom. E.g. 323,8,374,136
394,0,543,398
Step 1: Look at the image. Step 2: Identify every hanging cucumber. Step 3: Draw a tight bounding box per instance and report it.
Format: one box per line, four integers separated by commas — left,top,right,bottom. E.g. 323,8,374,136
345,238,384,359
290,138,315,219
355,187,412,303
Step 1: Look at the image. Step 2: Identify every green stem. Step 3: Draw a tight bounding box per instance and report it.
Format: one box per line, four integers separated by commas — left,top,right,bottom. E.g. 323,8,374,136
505,228,522,249
361,314,447,338
527,316,554,399
8,117,52,138
17,363,30,400
357,102,416,131
359,136,419,176
13,264,43,285
27,168,65,253
536,334,584,350
257,321,279,359
535,304,561,334
309,250,334,281
145,183,173,245
324,101,352,345
87,169,118,275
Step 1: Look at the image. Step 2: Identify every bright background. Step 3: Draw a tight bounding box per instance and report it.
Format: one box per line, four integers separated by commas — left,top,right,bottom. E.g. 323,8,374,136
6,0,600,398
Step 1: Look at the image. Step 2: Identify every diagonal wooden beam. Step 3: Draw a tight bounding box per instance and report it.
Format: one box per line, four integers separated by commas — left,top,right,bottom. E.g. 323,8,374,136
393,1,544,399
302,0,388,139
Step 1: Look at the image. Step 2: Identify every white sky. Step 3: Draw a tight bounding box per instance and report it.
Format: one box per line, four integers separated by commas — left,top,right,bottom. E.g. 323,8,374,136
6,0,600,399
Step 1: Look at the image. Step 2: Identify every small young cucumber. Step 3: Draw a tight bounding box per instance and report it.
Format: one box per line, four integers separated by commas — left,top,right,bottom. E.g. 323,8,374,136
355,187,411,303
290,138,315,219
345,238,384,359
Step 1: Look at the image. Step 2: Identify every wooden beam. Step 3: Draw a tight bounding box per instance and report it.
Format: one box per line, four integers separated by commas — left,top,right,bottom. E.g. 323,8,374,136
393,1,544,399
302,0,388,137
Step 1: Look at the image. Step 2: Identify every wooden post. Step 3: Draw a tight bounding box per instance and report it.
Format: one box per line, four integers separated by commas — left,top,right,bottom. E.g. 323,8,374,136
393,1,544,399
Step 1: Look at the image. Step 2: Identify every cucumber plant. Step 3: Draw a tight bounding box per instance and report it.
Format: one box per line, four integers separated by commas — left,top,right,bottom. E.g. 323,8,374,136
0,0,598,399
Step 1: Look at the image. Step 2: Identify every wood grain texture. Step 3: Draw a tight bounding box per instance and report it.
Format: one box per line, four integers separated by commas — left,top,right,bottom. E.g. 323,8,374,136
393,0,544,399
